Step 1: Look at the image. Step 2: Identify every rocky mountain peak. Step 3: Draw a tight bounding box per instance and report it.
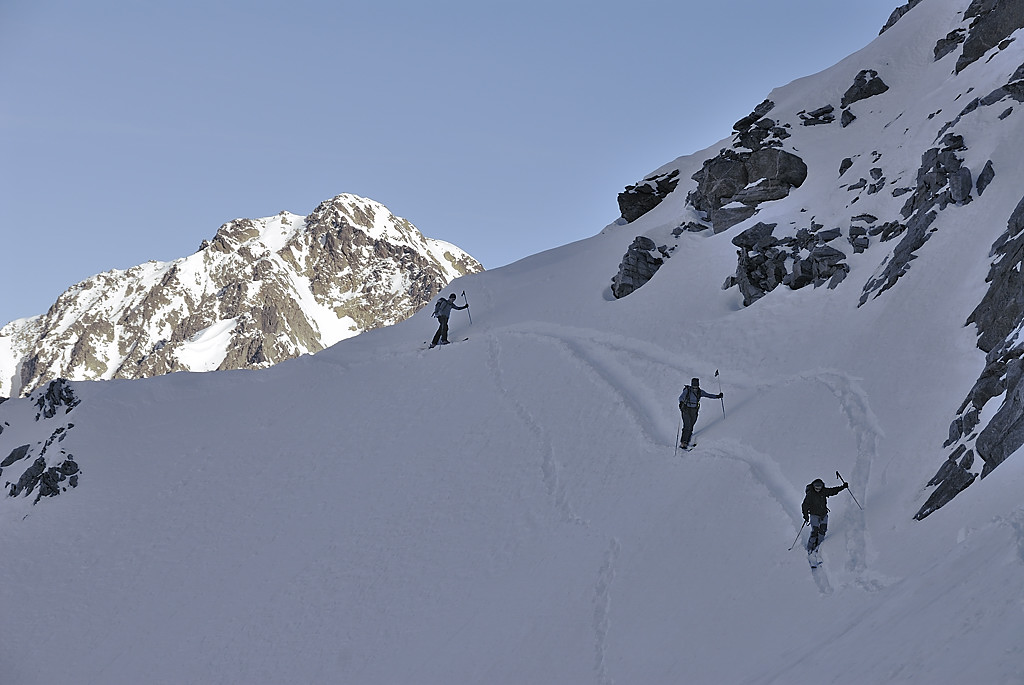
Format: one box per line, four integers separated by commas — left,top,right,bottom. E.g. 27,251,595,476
0,194,482,398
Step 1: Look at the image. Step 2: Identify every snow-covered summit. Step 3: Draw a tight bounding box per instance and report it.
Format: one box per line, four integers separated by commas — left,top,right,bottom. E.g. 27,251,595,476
0,193,482,397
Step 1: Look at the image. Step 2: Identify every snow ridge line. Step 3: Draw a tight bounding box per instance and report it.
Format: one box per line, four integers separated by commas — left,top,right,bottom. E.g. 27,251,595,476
593,537,620,685
484,335,587,526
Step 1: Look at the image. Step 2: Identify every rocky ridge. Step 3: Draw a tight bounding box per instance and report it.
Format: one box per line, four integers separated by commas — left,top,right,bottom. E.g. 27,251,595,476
0,379,81,504
0,194,482,398
609,0,1024,517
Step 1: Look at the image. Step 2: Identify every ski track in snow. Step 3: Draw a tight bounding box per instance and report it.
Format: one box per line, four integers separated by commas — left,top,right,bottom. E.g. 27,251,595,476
497,322,885,590
484,334,587,527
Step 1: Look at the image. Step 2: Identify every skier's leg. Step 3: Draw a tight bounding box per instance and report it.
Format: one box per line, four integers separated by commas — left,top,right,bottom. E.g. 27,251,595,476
680,408,696,446
679,409,696,446
806,515,823,552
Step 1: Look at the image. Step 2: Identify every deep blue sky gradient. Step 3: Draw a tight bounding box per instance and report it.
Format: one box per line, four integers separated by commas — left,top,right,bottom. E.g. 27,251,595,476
1,0,900,326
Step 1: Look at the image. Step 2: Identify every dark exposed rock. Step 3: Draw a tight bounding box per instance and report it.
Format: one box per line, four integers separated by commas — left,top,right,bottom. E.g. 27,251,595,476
935,29,968,60
800,105,835,126
849,227,870,253
977,159,996,195
968,193,1024,353
841,109,857,128
618,170,681,223
688,148,807,233
914,456,977,520
672,222,711,236
724,222,849,306
860,135,975,305
955,0,1024,74
732,100,793,152
841,70,890,108
1,445,30,479
34,379,79,421
733,99,776,131
839,158,854,177
611,237,665,298
880,0,925,34
922,190,1024,515
976,356,1024,476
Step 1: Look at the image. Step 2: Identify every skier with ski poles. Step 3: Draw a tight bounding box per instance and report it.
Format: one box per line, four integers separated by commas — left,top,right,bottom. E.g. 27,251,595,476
429,293,468,348
801,478,848,555
677,377,723,450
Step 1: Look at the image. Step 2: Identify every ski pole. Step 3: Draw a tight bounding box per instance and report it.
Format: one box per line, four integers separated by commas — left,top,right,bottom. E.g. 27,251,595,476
674,411,681,457
462,290,472,325
836,471,863,510
788,520,807,551
715,369,725,417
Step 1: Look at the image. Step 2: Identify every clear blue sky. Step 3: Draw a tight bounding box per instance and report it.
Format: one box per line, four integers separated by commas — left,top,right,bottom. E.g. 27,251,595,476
0,0,900,327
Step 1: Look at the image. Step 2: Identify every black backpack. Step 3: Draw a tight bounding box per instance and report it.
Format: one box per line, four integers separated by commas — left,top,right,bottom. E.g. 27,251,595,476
681,385,700,408
432,298,445,317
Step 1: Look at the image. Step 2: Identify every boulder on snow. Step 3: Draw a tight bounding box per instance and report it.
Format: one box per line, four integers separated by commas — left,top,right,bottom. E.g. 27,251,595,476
688,148,807,233
724,222,849,306
611,236,667,298
799,105,836,126
617,170,681,223
841,70,890,108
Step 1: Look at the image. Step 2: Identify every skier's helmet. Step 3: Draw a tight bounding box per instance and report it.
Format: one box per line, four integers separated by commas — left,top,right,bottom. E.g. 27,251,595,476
691,377,700,386
812,479,824,490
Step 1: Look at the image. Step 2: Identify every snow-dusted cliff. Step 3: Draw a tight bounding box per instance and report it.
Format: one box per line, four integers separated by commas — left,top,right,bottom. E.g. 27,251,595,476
0,193,482,397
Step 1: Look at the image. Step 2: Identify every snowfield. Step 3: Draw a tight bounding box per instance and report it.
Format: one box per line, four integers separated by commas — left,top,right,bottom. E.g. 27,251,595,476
3,1,1024,683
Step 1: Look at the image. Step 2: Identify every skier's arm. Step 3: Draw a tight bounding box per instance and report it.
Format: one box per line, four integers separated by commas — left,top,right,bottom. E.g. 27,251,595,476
700,388,724,400
823,484,847,497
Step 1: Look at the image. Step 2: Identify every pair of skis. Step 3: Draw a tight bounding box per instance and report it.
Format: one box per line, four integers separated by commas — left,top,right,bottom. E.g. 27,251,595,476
788,471,862,569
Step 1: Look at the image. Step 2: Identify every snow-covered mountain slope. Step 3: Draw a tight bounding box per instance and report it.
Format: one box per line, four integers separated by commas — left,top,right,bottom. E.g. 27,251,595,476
2,1,1024,683
0,193,482,398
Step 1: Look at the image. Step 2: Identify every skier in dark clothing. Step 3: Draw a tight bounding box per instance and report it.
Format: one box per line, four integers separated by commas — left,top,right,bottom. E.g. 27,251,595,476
801,478,849,553
430,293,468,348
677,377,723,449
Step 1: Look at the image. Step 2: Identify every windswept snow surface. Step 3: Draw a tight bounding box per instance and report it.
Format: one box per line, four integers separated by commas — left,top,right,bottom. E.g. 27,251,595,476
4,3,1024,683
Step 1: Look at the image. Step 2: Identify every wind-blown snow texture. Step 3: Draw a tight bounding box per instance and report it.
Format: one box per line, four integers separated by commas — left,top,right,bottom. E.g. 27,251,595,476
2,1,1024,683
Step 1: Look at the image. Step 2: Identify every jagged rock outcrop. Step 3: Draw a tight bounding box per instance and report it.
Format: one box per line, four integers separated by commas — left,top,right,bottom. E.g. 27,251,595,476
732,99,791,151
617,170,681,223
841,70,890,109
880,0,926,34
859,134,980,305
800,105,836,126
954,0,1024,74
0,379,81,504
0,194,483,397
611,237,670,299
917,190,1024,518
604,0,1024,518
687,148,808,234
724,223,849,306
